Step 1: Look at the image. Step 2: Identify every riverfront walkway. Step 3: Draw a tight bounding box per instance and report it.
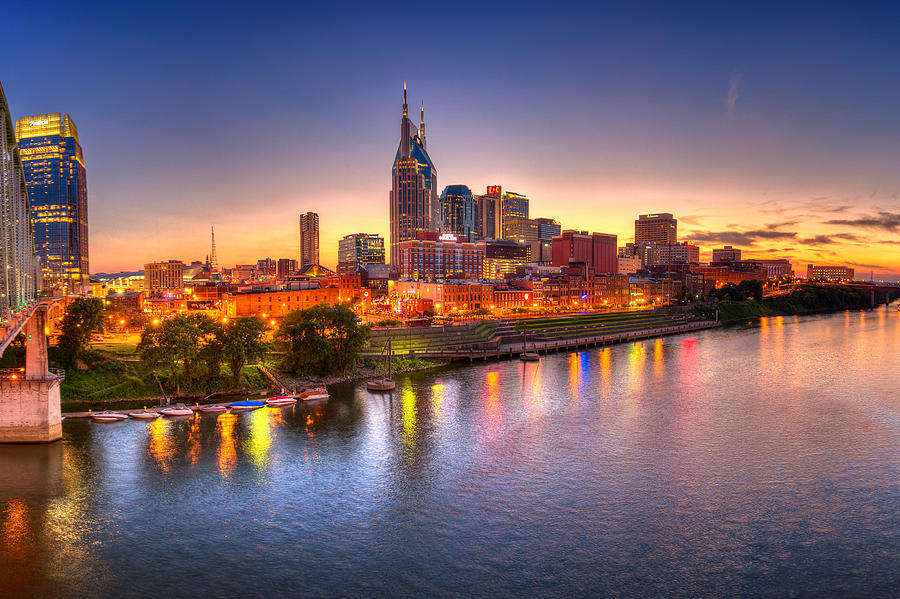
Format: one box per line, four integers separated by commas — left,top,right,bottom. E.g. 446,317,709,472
366,311,721,362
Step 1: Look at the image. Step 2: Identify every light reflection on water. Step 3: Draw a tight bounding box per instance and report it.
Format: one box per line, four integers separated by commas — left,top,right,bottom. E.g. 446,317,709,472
1,306,899,598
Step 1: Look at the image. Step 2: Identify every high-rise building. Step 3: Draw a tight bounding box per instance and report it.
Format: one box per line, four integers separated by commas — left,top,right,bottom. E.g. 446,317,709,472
276,258,297,279
478,239,530,279
476,185,502,240
0,82,38,312
143,260,184,296
712,246,741,263
397,232,481,281
299,212,319,267
503,217,539,261
389,84,438,266
645,241,700,265
807,264,854,282
534,217,561,241
440,185,476,242
16,112,88,294
337,233,386,275
551,230,618,274
634,213,677,263
256,258,276,275
500,191,529,239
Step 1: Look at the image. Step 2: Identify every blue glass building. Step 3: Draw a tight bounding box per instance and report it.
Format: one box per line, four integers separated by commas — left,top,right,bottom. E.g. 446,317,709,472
15,113,89,294
440,185,476,242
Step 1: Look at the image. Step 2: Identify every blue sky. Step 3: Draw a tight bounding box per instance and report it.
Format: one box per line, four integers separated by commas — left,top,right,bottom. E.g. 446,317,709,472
3,0,899,276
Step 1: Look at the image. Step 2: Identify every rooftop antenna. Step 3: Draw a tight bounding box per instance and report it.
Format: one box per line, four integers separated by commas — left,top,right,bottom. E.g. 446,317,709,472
210,226,219,272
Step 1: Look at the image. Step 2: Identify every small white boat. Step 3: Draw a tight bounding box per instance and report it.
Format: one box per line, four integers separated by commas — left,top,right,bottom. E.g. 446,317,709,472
129,410,160,420
266,396,297,406
229,400,265,412
297,387,329,401
91,411,128,422
197,404,228,414
159,403,194,417
520,352,540,362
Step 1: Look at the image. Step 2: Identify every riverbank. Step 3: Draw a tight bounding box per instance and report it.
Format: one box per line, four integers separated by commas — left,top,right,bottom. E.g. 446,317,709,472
691,283,882,323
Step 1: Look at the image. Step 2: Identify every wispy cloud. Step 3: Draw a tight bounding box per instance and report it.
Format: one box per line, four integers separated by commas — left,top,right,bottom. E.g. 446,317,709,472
685,229,796,246
798,233,862,245
725,71,742,116
824,211,900,233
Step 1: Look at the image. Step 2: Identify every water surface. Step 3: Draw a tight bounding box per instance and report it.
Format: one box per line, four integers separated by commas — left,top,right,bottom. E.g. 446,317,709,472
2,307,898,598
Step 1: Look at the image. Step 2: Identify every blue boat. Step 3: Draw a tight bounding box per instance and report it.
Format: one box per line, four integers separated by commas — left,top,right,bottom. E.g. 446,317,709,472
229,400,265,412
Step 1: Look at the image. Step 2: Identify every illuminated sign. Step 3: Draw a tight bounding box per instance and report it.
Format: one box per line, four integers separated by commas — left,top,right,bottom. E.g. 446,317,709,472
486,185,501,195
29,120,49,126
438,233,457,242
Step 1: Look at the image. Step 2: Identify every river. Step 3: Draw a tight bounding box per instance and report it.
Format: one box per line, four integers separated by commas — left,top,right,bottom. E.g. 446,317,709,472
1,306,898,598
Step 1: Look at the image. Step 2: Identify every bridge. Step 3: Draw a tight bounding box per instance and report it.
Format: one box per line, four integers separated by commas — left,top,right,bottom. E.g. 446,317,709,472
843,282,900,306
0,83,59,443
0,299,66,442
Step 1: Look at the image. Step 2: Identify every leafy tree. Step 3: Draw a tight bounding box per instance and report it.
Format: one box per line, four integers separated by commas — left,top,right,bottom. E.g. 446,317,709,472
56,297,105,367
137,313,220,392
275,304,370,376
737,279,764,302
216,317,271,386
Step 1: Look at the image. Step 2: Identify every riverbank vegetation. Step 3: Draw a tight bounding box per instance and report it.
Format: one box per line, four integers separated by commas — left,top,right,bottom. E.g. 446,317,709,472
274,304,370,376
692,283,867,322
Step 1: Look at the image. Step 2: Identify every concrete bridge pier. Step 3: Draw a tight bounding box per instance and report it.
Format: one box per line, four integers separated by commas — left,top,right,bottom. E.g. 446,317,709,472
0,308,62,443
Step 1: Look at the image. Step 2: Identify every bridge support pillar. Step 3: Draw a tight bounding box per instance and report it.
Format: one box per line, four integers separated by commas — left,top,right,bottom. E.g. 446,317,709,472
0,308,62,443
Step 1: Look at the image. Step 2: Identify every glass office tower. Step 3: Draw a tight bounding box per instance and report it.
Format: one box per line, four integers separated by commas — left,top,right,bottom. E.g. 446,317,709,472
15,113,88,294
440,184,476,242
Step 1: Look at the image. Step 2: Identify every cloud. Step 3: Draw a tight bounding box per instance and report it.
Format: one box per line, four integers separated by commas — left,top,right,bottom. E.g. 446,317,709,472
824,211,900,233
725,71,742,116
798,233,862,245
685,229,796,246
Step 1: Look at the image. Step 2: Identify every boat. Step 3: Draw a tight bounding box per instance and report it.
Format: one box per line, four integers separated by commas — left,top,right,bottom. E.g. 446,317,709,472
196,404,228,414
159,403,194,417
91,411,128,422
297,387,329,401
367,336,396,392
266,396,297,406
519,325,541,362
229,400,265,412
129,409,160,420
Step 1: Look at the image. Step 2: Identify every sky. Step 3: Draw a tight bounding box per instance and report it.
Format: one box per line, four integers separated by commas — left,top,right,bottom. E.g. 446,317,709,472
2,0,900,278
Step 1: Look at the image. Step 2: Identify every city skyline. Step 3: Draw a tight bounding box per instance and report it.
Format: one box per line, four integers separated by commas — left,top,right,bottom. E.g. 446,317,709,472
2,2,899,278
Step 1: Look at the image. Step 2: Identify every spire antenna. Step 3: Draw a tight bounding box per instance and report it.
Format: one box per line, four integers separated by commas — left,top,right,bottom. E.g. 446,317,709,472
402,80,408,117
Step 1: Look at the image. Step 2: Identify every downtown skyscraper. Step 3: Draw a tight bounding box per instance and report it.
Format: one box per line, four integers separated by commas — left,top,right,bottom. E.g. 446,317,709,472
389,83,438,266
16,113,89,294
299,211,319,267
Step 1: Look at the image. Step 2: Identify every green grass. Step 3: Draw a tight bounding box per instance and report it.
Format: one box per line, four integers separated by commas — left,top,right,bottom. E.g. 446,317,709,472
60,359,269,403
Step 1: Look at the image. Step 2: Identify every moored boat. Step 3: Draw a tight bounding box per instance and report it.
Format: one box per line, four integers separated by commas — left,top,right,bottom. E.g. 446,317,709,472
197,404,228,414
266,396,297,406
91,411,128,422
229,400,265,412
129,409,160,420
366,378,396,392
520,352,540,362
297,387,329,401
160,403,194,417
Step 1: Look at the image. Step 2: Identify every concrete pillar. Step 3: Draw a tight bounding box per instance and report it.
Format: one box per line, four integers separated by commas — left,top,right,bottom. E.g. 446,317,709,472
0,308,62,443
0,379,62,443
25,309,50,380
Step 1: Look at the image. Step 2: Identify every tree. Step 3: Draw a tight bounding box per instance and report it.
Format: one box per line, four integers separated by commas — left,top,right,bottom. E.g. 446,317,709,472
138,313,220,392
737,279,764,302
275,304,370,376
56,298,105,367
216,317,271,386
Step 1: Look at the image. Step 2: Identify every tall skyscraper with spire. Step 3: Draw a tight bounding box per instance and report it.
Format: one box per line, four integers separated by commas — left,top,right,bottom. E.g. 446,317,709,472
389,82,438,266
